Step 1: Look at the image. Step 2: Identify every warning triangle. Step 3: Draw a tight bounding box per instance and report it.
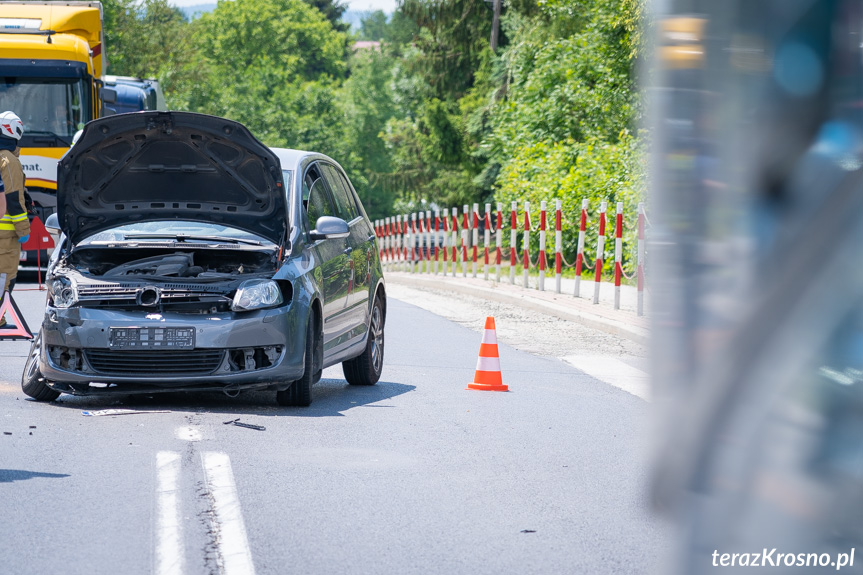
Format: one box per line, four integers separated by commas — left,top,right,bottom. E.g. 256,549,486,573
20,216,55,252
0,291,33,340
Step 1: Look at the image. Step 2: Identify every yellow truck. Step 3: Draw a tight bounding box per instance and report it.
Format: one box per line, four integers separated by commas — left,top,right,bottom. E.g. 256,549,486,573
0,1,105,266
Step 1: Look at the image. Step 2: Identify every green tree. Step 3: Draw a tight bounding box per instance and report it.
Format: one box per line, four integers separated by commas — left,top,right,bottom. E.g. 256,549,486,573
102,0,190,78
302,0,350,33
358,10,389,41
168,0,347,147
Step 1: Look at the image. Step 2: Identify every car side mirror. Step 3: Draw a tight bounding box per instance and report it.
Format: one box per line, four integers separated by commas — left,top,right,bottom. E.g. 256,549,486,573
45,213,61,235
309,216,349,241
101,87,117,104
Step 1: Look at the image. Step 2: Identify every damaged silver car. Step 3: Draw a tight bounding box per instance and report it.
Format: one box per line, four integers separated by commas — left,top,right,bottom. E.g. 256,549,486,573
21,111,386,406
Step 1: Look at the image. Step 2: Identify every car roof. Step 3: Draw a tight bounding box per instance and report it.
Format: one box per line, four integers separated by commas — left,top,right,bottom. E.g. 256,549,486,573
269,148,343,172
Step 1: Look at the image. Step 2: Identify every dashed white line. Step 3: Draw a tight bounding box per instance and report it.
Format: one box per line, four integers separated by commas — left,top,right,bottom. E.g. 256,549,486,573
562,355,651,401
201,451,256,575
175,426,202,441
155,451,184,575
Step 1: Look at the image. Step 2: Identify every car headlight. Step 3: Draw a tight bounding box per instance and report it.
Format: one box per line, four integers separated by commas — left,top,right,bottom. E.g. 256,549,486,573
232,279,283,311
50,277,78,309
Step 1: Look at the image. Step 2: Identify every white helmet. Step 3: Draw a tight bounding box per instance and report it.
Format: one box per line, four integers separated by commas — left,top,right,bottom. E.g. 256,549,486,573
0,111,24,140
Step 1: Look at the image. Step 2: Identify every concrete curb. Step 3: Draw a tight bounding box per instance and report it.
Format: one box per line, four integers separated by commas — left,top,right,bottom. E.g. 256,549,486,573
385,272,650,346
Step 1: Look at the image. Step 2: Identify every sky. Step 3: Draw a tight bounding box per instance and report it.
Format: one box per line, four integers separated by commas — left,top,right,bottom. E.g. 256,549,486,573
169,0,398,13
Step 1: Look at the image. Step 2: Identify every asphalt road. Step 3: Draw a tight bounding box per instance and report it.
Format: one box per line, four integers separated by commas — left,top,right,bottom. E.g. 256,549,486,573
0,278,668,575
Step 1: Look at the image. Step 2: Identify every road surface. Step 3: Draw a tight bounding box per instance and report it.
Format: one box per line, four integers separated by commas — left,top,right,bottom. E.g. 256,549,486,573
0,278,667,575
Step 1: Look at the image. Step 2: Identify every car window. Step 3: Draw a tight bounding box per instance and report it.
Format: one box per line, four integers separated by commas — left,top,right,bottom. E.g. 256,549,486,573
321,163,358,222
339,171,368,222
304,163,336,232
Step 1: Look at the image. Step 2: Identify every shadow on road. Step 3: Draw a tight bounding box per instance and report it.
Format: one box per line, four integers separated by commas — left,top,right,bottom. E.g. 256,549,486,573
30,378,415,419
0,469,70,483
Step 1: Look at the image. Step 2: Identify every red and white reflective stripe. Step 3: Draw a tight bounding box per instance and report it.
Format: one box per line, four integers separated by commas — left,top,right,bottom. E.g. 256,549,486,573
425,210,432,270
389,217,395,262
471,203,479,278
451,207,458,276
495,202,503,282
523,201,531,289
637,202,645,317
395,215,401,264
555,200,562,294
382,217,388,262
418,213,426,265
462,205,469,277
510,201,517,285
483,203,491,281
403,214,410,268
593,201,607,304
410,212,422,273
614,201,623,310
441,209,448,272
574,198,588,298
378,220,385,261
538,200,547,291
434,209,441,274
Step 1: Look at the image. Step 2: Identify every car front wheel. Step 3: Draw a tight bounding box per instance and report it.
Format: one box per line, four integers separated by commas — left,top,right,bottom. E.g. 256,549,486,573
276,310,320,407
343,295,384,386
21,330,60,402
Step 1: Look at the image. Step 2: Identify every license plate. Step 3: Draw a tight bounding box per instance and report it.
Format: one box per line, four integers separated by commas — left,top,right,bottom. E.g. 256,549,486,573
108,327,195,350
19,251,26,261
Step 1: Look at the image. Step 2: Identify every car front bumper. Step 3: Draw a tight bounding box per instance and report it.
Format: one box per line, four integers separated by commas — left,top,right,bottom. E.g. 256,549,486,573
38,303,306,393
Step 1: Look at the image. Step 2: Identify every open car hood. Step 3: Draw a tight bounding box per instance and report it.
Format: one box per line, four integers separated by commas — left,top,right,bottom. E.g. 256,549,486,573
58,112,287,245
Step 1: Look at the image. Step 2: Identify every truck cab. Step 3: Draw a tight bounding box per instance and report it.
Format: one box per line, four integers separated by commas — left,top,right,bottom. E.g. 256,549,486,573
0,1,105,267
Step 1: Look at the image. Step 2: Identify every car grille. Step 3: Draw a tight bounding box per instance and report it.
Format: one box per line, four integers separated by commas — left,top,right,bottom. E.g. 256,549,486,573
77,284,228,302
84,349,225,376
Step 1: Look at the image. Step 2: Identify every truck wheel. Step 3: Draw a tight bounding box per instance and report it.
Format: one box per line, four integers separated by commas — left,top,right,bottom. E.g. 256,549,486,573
343,296,384,386
276,311,320,407
21,331,60,402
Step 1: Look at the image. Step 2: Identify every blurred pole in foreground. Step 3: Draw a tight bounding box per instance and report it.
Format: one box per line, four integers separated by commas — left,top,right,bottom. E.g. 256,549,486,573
651,0,863,573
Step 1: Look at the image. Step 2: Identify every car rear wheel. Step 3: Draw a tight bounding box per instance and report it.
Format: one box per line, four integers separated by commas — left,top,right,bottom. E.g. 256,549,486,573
21,331,60,402
276,311,320,407
343,295,384,386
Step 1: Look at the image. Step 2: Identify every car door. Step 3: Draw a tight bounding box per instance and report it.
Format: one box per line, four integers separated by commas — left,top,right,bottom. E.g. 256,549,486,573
304,162,351,352
320,163,371,341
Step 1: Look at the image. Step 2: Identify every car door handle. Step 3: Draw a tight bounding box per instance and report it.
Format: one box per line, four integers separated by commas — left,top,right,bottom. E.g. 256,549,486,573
343,247,353,255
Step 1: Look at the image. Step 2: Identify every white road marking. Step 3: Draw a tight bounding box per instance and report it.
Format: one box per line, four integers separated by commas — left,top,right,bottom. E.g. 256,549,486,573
562,355,651,401
201,452,256,575
155,451,184,575
176,426,202,441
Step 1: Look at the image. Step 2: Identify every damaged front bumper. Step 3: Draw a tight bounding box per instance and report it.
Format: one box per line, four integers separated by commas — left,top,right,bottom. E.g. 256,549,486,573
39,304,306,394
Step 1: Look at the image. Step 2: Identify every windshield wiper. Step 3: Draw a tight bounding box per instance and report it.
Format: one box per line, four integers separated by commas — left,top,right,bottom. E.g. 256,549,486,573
121,233,262,246
23,131,72,147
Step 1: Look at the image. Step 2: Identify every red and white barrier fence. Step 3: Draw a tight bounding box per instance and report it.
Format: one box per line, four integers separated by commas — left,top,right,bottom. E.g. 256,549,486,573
377,198,648,313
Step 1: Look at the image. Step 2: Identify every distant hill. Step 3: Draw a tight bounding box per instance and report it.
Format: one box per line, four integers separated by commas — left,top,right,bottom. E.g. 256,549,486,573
179,3,216,20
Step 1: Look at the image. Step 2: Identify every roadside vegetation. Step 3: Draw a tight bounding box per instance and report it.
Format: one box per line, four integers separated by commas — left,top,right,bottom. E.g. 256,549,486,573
101,0,645,270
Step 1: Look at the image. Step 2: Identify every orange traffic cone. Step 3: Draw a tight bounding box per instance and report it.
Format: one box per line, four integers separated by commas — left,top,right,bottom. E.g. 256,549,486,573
467,317,508,391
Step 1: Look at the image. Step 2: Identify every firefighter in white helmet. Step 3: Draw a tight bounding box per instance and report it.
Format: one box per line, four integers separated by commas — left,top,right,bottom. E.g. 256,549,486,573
0,111,30,303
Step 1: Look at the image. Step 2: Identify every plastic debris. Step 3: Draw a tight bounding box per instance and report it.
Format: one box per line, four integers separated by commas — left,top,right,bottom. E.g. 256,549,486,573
82,409,171,417
222,418,266,431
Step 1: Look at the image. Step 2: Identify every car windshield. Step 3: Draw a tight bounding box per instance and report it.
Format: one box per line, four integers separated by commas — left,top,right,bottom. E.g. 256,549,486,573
78,221,274,246
1,77,90,144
